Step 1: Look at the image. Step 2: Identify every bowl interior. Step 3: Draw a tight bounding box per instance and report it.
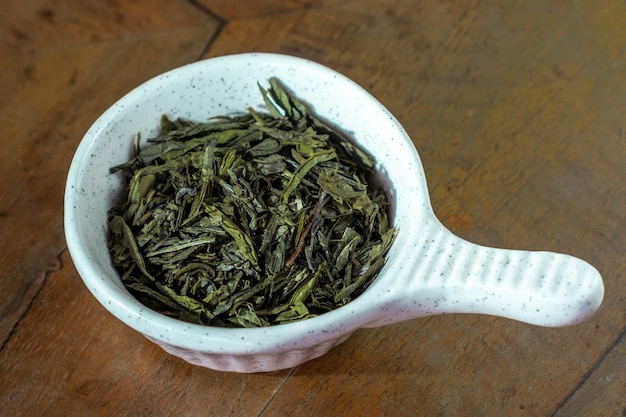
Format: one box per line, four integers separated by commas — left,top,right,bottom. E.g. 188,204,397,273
64,53,429,351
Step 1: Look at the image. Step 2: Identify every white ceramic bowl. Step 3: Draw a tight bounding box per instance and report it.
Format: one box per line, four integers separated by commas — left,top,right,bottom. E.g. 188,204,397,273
64,53,604,373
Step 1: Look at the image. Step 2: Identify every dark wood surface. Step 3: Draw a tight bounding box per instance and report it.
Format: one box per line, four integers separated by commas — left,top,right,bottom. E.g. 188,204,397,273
1,1,624,416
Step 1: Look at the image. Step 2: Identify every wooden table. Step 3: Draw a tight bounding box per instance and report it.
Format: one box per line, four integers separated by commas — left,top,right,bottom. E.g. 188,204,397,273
1,1,624,415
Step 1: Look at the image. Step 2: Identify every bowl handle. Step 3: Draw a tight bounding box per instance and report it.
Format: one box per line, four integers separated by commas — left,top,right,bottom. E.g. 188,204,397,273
364,223,604,328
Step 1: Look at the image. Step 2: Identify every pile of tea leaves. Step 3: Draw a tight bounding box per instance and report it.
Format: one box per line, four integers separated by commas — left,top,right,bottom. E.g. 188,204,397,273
107,78,397,327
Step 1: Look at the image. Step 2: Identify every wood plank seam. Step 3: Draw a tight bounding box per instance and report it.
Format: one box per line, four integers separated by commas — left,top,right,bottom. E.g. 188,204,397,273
257,367,298,417
194,23,226,61
551,324,626,416
0,247,66,352
186,0,226,25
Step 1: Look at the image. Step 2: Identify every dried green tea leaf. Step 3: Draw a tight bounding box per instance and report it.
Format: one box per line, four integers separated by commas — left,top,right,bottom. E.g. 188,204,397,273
258,82,284,119
204,204,259,266
280,149,336,203
155,281,214,319
109,215,156,281
107,78,397,327
268,77,294,118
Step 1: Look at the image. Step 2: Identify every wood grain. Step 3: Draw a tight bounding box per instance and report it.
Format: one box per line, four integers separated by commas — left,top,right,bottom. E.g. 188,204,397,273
0,1,219,346
0,0,212,53
196,0,343,20
1,0,625,416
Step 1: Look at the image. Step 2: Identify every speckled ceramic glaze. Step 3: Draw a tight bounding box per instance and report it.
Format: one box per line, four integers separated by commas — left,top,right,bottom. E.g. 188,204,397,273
64,53,604,373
